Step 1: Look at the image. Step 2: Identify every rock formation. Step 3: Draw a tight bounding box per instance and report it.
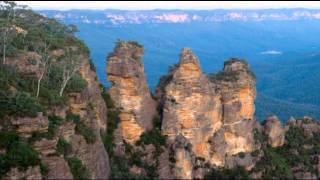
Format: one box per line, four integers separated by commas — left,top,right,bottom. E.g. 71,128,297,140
10,112,49,138
161,48,222,155
107,41,157,144
264,115,285,147
66,56,110,179
156,49,257,178
3,166,42,180
211,59,256,157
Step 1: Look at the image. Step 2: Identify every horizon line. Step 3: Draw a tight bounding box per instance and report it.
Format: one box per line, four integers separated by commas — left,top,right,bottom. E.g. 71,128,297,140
34,7,320,11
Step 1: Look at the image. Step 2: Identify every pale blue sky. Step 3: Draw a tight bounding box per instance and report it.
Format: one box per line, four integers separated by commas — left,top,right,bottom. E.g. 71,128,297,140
17,1,320,10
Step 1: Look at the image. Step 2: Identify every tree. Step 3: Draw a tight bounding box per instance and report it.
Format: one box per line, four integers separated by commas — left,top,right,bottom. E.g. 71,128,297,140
59,46,83,96
0,1,17,64
34,38,52,98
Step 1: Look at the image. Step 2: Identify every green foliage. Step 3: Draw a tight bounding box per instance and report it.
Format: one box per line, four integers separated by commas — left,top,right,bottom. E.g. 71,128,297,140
101,87,115,109
204,166,250,179
135,116,166,154
66,112,80,121
39,87,66,107
89,58,96,72
285,126,306,149
253,128,268,147
259,147,293,179
115,39,143,49
26,58,37,65
101,87,120,156
0,131,41,178
209,70,239,82
75,121,96,144
251,121,320,178
238,152,246,159
40,163,49,176
102,88,162,179
65,73,87,93
67,112,96,144
109,155,134,179
67,157,90,180
0,91,42,118
57,137,72,156
251,150,260,157
0,131,20,149
29,115,65,142
5,141,40,169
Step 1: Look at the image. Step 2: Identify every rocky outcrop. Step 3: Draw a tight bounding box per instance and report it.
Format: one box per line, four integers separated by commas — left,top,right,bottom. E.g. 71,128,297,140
286,116,320,136
107,41,157,144
42,156,73,179
264,115,285,147
156,49,257,178
158,48,222,170
171,135,194,179
6,52,42,77
10,112,49,138
4,166,42,180
32,138,58,156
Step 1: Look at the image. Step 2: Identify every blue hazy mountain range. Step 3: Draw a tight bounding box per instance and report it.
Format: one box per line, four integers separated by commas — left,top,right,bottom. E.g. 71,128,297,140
39,9,320,121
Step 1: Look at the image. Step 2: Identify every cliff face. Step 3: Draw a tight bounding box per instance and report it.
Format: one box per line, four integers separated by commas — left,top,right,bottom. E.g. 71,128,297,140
107,41,157,144
159,49,222,171
67,56,110,179
156,50,257,178
3,51,110,179
213,60,256,156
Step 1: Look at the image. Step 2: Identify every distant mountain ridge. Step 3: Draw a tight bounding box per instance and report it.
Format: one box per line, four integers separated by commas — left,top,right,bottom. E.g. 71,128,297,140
39,9,320,25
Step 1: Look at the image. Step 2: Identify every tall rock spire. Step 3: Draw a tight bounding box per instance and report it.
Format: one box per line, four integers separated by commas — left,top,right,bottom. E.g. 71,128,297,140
157,52,257,178
159,48,223,178
107,41,157,144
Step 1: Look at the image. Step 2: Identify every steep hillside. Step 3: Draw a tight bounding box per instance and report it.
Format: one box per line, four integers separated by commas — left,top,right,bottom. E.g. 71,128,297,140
1,4,320,179
0,4,109,179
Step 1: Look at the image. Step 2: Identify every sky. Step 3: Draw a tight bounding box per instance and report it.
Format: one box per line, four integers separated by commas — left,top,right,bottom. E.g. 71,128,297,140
17,1,320,10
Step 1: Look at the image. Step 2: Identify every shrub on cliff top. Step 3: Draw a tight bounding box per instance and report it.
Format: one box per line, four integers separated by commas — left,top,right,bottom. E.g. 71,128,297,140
65,73,87,93
0,91,42,118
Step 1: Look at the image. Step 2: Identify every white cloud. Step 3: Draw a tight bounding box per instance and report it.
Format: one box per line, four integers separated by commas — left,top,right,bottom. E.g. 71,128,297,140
17,1,320,10
261,50,283,55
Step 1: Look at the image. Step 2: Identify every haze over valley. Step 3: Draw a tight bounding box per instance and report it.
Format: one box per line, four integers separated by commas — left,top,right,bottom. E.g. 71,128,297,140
40,9,320,121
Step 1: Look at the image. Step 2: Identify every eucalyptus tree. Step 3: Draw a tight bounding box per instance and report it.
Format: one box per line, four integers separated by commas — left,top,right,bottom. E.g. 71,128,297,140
0,1,17,64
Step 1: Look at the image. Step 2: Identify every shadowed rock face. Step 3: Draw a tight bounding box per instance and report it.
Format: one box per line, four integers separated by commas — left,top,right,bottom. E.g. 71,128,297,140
264,115,285,147
107,41,157,144
156,50,257,178
68,57,110,179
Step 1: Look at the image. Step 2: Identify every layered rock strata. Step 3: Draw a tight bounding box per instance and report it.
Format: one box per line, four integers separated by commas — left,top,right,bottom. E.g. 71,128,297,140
156,49,257,178
107,41,157,144
212,59,256,158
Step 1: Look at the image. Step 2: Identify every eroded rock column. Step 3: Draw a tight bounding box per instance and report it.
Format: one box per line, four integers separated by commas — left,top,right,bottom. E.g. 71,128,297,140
107,41,157,144
212,59,257,157
158,48,223,178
